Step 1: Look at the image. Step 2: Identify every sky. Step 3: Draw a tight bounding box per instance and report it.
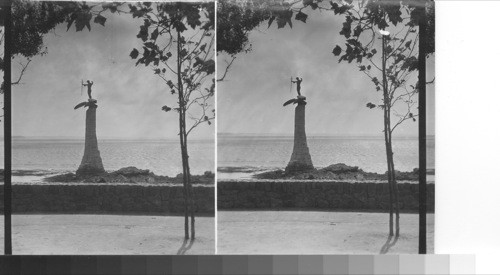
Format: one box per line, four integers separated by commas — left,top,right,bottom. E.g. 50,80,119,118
217,7,435,138
11,8,215,140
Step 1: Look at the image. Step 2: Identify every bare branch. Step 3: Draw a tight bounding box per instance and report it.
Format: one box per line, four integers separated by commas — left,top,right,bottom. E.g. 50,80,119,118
12,59,32,85
217,55,236,82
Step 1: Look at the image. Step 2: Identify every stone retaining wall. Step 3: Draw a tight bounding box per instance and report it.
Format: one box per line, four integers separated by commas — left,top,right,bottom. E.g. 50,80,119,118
0,184,214,215
218,181,434,212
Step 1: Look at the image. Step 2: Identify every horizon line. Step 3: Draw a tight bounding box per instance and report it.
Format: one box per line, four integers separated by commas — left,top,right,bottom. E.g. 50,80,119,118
218,132,435,137
3,136,214,141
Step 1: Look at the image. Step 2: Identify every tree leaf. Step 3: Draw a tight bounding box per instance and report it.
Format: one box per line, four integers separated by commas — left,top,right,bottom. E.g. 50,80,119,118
339,16,352,38
179,48,188,57
93,15,106,26
366,102,376,109
137,24,148,42
66,13,77,31
268,16,275,29
85,20,91,31
173,21,187,33
286,16,293,28
130,48,139,59
277,17,286,29
185,4,202,29
303,0,314,7
295,11,307,23
151,28,159,40
332,45,342,56
144,41,156,49
75,12,92,32
353,25,362,37
330,2,340,13
103,3,118,13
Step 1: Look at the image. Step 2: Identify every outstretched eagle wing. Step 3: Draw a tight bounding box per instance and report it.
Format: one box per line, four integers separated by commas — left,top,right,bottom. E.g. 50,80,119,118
74,102,88,110
283,98,297,106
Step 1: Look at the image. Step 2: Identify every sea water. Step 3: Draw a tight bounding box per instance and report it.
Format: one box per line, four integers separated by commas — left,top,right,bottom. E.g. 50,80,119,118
218,135,435,180
1,138,214,182
0,136,434,181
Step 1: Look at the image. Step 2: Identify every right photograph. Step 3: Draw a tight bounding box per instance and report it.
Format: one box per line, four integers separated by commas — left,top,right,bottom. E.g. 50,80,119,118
216,0,435,254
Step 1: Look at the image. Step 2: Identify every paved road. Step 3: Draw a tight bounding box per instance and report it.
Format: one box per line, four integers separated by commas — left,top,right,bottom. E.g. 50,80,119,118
218,211,434,254
0,215,214,254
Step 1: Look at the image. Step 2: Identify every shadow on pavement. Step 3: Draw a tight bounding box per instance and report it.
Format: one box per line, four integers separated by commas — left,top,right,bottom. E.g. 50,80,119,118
177,238,195,255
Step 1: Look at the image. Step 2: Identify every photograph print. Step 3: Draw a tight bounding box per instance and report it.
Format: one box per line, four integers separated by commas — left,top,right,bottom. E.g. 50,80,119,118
1,0,215,255
216,0,435,254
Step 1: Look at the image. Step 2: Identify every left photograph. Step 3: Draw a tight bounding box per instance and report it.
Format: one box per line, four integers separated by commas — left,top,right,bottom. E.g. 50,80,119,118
2,1,215,254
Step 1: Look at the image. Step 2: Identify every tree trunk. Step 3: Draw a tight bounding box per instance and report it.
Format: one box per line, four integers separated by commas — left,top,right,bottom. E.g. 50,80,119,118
382,34,401,238
389,141,401,238
180,119,189,240
180,115,195,239
384,108,394,237
76,102,105,177
382,35,394,237
4,1,12,255
184,140,196,239
418,3,428,254
177,30,190,240
387,128,400,237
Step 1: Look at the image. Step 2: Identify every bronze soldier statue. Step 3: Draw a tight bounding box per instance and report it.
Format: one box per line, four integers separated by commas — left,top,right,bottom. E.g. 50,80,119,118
82,80,94,99
283,77,306,106
291,77,303,96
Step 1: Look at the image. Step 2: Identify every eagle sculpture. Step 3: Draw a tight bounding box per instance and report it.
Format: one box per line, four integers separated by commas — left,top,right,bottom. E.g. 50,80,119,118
74,99,97,110
283,95,306,107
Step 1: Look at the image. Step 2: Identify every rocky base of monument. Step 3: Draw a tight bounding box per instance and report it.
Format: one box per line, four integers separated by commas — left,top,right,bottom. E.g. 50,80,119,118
44,166,214,185
75,164,105,178
255,163,424,181
284,161,315,175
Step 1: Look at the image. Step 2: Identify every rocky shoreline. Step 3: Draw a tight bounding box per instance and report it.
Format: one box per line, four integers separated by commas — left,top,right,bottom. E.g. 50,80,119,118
43,166,214,185
253,163,432,181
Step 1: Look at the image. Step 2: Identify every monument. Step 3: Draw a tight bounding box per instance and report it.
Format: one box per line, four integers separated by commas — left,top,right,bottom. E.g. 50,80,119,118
74,80,105,177
283,77,314,174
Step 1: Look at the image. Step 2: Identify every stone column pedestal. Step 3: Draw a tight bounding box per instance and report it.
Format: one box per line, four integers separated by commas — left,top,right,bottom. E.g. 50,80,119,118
76,100,105,177
285,100,314,174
